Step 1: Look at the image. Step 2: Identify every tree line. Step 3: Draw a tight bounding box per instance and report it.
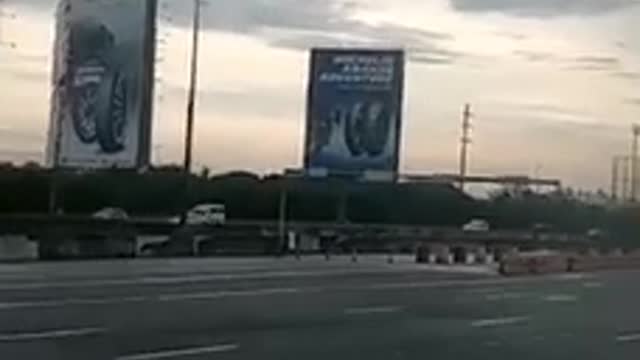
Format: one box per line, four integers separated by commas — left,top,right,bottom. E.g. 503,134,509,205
1,162,639,246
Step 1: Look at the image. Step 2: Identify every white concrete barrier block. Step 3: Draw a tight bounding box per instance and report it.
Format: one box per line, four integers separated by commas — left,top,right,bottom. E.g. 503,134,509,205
0,236,37,261
466,253,476,265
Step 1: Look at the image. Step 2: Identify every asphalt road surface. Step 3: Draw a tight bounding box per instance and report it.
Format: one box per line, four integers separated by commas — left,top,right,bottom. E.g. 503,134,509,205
1,255,639,359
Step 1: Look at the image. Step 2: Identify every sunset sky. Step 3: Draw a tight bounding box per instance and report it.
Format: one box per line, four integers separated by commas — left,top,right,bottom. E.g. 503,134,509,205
1,0,639,191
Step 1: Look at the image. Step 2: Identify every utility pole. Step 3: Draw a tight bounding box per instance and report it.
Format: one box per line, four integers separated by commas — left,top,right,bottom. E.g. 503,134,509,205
458,103,472,192
622,156,630,202
180,0,202,224
631,124,640,202
611,156,620,202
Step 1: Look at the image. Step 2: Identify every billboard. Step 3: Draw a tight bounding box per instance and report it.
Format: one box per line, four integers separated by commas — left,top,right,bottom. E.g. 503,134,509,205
304,48,405,178
47,0,156,169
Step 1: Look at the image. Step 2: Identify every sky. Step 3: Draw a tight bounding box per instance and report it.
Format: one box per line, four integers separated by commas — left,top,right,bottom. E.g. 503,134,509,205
0,0,639,191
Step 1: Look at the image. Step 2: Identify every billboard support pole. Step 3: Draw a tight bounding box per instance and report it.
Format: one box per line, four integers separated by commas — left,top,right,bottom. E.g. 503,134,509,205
180,0,201,225
336,181,348,224
278,181,288,256
48,171,61,214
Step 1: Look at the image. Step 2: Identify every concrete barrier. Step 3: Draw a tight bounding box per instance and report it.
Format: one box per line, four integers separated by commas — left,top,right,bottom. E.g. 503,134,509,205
416,244,450,264
500,251,640,276
571,255,640,272
417,244,494,266
415,245,431,263
499,253,568,276
0,236,37,262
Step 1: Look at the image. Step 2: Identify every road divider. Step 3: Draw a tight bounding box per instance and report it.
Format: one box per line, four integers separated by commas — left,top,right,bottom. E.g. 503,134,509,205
571,254,640,272
499,253,568,276
116,344,239,360
499,251,640,276
0,327,106,342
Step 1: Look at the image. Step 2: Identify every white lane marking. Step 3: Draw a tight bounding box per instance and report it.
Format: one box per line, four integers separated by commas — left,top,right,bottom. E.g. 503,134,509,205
616,333,640,343
583,281,603,288
0,288,303,310
344,306,403,315
116,344,239,360
465,287,505,294
471,316,530,328
157,287,301,301
555,273,589,280
0,276,596,311
485,292,528,301
0,327,105,342
0,272,592,310
0,296,147,310
0,268,439,291
543,294,578,302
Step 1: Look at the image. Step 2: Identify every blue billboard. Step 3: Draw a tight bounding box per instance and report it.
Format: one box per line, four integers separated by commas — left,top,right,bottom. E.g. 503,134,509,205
304,48,405,178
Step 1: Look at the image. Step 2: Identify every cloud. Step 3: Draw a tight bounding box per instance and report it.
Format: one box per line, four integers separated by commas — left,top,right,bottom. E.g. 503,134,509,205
491,101,600,125
16,0,458,61
494,31,528,41
611,71,640,80
263,21,453,55
408,55,456,65
573,55,619,65
513,50,556,62
159,0,452,47
563,55,621,72
625,98,640,106
449,0,640,17
163,83,302,121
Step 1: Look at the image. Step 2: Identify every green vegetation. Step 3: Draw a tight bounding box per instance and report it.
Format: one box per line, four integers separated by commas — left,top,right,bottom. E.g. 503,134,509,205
0,162,638,245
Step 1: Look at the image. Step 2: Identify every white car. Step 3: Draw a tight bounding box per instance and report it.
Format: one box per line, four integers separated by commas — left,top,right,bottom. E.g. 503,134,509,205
170,204,226,225
462,219,490,232
92,207,128,220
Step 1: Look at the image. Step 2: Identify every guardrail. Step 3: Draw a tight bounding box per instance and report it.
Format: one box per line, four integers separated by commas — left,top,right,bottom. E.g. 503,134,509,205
498,251,640,276
0,214,593,260
0,214,588,245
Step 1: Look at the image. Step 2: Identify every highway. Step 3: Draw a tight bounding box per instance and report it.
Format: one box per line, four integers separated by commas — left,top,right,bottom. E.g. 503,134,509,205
0,256,639,359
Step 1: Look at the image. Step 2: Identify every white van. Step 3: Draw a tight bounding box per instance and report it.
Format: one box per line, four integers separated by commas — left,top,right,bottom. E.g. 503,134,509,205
186,203,226,225
462,219,490,232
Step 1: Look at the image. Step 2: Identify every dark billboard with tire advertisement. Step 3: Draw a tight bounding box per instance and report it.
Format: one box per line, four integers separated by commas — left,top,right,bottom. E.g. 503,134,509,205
304,48,405,180
47,0,156,169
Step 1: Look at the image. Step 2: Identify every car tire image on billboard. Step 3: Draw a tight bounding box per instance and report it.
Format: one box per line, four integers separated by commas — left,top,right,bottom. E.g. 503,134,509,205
342,100,391,158
68,18,128,154
304,48,405,179
95,69,128,153
47,0,156,169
